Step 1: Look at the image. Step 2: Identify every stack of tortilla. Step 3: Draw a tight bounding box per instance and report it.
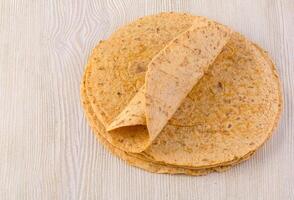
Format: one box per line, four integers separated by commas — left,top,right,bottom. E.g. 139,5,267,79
81,12,283,175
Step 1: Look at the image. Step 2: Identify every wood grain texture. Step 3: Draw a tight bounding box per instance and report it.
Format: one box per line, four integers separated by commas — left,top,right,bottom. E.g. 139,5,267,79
0,0,293,199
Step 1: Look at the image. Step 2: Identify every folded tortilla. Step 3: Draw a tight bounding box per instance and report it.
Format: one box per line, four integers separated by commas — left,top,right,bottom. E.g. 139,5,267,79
107,21,232,152
82,12,282,174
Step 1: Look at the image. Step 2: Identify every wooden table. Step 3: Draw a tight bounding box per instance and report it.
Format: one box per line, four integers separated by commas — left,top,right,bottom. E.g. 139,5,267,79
0,0,293,199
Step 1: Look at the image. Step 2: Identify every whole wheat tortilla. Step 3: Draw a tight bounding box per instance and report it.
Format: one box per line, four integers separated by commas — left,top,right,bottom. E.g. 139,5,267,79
82,12,282,174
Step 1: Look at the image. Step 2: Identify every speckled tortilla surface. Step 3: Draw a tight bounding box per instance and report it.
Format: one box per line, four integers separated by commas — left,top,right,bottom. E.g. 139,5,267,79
81,12,282,175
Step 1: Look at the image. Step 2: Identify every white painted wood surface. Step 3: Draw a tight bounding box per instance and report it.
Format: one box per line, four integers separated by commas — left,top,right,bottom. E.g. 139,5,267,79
0,0,293,199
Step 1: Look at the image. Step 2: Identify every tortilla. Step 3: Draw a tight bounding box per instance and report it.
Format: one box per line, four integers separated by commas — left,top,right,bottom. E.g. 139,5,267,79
81,12,282,174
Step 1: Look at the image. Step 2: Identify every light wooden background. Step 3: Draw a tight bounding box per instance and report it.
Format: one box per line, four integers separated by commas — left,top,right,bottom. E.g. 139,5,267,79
0,0,293,199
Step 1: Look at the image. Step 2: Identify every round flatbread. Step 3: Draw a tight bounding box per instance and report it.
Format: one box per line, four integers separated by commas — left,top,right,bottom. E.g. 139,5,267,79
81,12,282,174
